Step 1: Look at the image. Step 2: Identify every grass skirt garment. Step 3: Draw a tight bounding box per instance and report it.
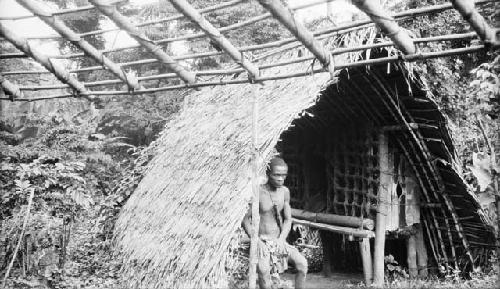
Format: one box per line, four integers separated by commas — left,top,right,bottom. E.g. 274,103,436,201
258,236,291,286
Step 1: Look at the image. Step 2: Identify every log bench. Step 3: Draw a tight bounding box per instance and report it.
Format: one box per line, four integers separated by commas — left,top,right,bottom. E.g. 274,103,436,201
291,208,374,285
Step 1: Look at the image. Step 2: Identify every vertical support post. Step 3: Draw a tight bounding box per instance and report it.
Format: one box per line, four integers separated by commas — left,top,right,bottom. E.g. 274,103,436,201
407,233,418,278
248,86,260,289
373,132,389,287
415,224,428,277
359,238,373,285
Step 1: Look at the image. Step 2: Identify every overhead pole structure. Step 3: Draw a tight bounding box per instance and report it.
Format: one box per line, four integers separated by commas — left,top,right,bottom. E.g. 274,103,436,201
256,0,336,78
450,0,499,47
15,0,141,91
169,0,260,81
88,0,197,85
351,0,416,54
0,75,23,100
0,22,92,99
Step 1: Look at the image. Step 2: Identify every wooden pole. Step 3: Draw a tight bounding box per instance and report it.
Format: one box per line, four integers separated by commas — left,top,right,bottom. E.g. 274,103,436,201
415,224,428,277
351,0,416,54
450,0,499,46
256,0,335,77
407,233,418,278
3,0,496,60
1,44,493,101
89,0,197,85
15,0,141,91
0,22,92,99
373,132,389,287
0,0,124,21
292,218,375,238
248,85,260,289
291,208,374,230
169,0,260,80
359,238,373,285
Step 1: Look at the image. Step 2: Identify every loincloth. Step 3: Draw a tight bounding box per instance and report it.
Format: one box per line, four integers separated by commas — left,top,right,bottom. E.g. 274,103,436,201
258,236,291,278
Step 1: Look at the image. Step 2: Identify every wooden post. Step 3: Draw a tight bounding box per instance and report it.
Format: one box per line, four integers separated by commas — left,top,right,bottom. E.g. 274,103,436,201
248,86,260,289
450,0,499,46
351,0,416,54
415,224,428,277
373,132,389,287
359,238,373,285
407,233,418,278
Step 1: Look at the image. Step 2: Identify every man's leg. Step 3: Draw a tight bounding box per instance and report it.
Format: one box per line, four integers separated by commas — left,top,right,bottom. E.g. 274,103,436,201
288,246,307,289
257,258,272,289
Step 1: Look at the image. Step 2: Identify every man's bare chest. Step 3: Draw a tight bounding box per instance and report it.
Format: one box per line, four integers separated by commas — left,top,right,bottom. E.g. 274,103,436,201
259,186,285,213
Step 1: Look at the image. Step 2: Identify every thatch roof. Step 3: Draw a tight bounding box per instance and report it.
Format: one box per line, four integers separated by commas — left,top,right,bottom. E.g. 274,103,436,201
114,37,495,287
114,48,333,288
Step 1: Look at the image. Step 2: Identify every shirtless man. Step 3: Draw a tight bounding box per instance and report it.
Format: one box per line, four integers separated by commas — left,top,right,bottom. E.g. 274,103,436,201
242,157,307,289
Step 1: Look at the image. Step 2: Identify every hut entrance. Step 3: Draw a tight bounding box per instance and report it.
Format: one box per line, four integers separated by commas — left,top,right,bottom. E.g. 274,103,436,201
277,119,378,276
275,76,429,280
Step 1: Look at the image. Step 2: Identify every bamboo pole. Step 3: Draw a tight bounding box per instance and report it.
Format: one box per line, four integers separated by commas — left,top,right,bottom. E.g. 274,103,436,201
11,0,336,40
81,0,245,38
0,75,23,100
15,0,141,91
373,132,390,287
169,0,260,80
351,0,416,54
292,218,375,238
0,44,491,101
450,0,499,46
0,22,92,99
248,84,260,289
291,208,374,230
256,0,335,77
89,0,197,85
3,0,496,60
0,0,125,21
7,29,491,79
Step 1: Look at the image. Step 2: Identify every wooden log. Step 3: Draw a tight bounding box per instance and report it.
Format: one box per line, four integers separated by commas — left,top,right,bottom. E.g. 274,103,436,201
89,0,197,85
1,44,492,101
415,224,429,278
292,218,375,238
359,238,373,285
256,0,335,78
16,0,141,90
248,85,260,289
0,22,91,99
407,233,418,278
351,0,416,54
0,0,124,21
373,132,390,287
450,0,499,46
291,208,374,230
169,0,260,80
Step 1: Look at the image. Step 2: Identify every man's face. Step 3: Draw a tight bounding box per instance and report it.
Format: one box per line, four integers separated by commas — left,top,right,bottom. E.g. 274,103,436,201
268,165,288,188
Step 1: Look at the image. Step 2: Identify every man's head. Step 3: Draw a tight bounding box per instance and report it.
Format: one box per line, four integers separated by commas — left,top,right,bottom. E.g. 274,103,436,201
267,157,288,188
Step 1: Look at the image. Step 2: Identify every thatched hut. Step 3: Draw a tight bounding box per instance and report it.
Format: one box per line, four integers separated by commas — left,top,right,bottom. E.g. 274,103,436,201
114,41,495,288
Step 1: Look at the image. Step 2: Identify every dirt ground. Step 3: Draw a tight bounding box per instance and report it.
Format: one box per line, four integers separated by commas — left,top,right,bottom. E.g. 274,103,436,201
281,272,364,289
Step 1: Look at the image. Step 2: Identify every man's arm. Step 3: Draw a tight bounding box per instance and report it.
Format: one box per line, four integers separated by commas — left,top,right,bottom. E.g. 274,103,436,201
241,204,253,238
279,188,292,241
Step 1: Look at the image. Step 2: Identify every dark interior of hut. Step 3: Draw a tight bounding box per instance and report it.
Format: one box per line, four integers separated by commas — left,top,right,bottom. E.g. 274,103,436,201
275,65,435,275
